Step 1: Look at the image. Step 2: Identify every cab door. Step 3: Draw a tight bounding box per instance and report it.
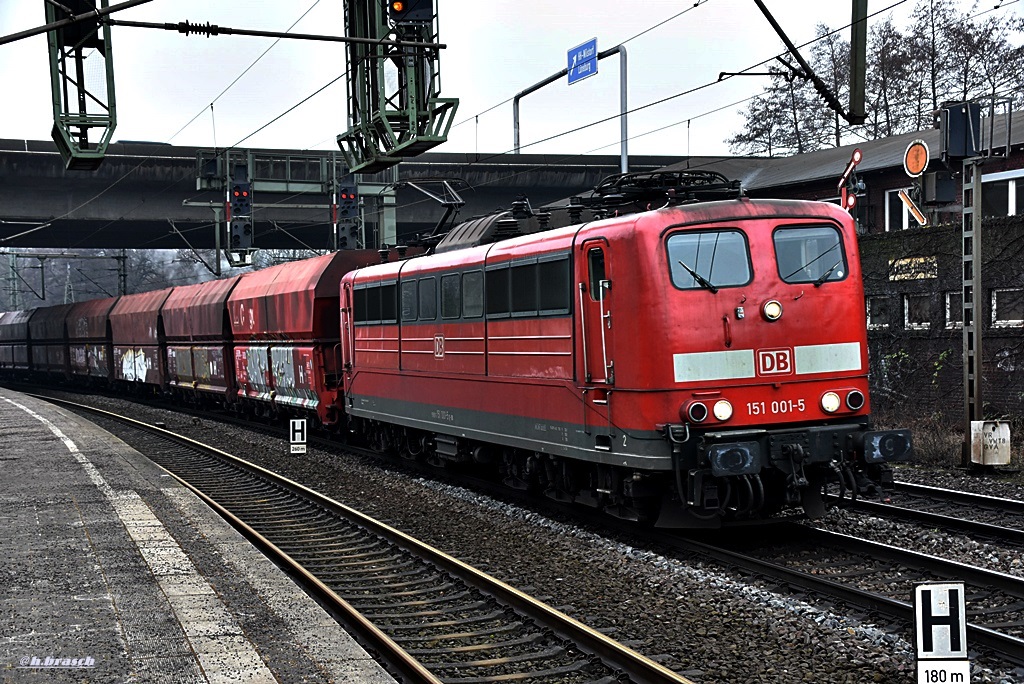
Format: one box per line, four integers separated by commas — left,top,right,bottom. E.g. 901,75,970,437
577,241,614,386
341,280,355,377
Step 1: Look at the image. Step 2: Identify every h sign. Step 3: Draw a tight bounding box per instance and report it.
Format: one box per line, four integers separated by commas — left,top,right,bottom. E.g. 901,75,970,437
915,583,967,659
290,418,307,455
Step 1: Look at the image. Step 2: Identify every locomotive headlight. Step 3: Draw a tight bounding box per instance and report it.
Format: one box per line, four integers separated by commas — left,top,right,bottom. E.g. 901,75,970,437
713,399,733,421
846,390,865,411
684,402,709,423
762,300,783,321
821,391,841,413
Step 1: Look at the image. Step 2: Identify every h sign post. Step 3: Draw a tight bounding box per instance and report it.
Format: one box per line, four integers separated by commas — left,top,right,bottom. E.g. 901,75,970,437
914,582,970,683
290,418,307,455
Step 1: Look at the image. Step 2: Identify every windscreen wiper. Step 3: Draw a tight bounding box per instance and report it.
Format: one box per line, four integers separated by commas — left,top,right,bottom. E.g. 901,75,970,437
678,260,719,294
813,259,843,287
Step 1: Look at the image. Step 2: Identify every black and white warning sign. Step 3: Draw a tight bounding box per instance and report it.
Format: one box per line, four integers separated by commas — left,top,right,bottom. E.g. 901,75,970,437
914,582,970,683
290,418,307,454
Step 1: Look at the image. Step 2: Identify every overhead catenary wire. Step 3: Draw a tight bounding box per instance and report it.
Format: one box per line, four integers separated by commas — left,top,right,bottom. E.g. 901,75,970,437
11,0,1021,259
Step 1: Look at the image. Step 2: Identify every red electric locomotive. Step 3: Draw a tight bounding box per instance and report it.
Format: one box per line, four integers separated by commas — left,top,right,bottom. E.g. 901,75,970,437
340,172,912,526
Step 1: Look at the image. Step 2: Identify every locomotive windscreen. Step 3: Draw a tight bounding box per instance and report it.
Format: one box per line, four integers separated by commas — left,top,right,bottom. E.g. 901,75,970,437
773,225,847,285
666,230,752,290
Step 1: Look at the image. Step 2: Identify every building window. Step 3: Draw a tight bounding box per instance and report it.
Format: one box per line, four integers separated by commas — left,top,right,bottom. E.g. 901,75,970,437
904,293,931,330
885,189,912,231
981,171,1022,216
945,292,963,329
982,180,1010,218
992,288,1024,327
867,296,892,329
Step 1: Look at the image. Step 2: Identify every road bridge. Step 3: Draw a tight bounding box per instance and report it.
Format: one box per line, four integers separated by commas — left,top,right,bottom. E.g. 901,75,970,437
0,139,676,251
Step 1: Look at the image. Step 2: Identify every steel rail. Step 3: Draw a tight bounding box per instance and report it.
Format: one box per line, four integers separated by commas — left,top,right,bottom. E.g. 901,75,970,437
837,497,1024,545
659,527,1024,667
895,480,1024,513
37,394,694,684
829,481,1024,545
37,395,441,684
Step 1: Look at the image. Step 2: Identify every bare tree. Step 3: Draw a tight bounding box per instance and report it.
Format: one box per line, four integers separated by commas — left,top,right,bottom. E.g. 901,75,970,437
727,0,1024,153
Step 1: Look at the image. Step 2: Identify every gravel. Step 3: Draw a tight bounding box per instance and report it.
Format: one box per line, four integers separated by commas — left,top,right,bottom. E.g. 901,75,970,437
51,393,1024,683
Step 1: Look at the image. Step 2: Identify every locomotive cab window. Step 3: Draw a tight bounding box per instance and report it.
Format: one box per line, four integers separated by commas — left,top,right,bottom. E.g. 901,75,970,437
588,248,606,301
666,230,750,290
774,225,847,285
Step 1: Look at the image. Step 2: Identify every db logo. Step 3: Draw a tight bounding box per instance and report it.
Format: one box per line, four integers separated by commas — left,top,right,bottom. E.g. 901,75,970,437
757,348,792,375
434,334,445,359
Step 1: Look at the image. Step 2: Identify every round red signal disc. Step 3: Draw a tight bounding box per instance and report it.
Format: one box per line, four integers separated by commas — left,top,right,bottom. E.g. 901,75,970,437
903,140,929,177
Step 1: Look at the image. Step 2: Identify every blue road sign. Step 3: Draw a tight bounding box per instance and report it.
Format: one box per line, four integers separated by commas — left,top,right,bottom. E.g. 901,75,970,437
568,38,598,85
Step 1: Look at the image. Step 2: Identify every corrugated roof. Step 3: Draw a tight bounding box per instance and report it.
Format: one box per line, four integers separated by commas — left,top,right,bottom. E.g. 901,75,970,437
661,110,1024,191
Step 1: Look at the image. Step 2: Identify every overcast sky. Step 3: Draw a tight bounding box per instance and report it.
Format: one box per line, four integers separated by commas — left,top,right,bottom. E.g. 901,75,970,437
1,0,1020,160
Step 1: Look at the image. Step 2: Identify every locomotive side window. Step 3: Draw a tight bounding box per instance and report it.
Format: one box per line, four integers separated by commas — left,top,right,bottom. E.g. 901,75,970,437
666,230,750,290
366,287,381,323
380,283,398,323
486,265,510,317
511,262,538,315
588,248,606,301
774,225,847,284
353,282,397,324
354,287,368,324
538,256,570,313
441,274,461,319
401,281,417,321
418,277,437,320
463,270,484,318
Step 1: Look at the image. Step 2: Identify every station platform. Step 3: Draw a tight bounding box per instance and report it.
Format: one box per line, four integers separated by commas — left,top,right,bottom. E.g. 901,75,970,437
0,388,396,683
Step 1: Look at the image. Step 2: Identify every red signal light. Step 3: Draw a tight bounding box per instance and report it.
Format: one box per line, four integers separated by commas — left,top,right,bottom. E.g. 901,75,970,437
233,190,240,197
242,190,249,197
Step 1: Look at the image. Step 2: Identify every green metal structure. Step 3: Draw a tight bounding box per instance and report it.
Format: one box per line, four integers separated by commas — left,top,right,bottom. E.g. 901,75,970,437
45,0,117,170
337,1,458,174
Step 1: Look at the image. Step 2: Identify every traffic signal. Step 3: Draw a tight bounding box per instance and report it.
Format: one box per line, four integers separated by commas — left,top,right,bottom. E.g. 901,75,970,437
230,217,253,249
387,0,433,23
228,181,252,249
338,224,359,250
337,184,358,220
231,181,252,219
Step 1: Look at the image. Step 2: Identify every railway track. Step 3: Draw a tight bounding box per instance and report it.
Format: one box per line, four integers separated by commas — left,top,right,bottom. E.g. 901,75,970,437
667,523,1024,668
830,481,1024,545
41,395,692,684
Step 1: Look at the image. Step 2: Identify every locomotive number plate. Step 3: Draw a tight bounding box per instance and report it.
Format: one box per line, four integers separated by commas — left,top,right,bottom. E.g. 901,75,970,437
747,399,806,416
